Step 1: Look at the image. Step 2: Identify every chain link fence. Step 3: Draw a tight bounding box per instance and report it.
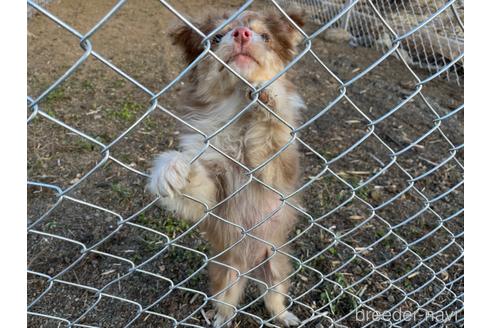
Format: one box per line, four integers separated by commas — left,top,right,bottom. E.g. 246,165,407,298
27,0,464,327
290,0,464,85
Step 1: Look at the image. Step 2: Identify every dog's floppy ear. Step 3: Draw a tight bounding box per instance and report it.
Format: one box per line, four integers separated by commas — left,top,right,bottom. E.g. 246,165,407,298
171,24,205,64
285,9,305,30
171,16,219,64
266,8,305,48
265,8,306,62
285,9,305,46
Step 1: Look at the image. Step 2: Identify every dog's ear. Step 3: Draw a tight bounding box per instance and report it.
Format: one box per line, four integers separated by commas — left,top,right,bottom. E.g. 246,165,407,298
285,9,305,30
171,16,220,64
272,7,305,32
171,24,205,64
265,9,306,62
266,8,305,47
283,8,305,46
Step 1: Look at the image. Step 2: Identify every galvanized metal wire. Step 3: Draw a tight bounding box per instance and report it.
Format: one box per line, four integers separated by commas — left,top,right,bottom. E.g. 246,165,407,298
290,0,464,85
27,0,464,327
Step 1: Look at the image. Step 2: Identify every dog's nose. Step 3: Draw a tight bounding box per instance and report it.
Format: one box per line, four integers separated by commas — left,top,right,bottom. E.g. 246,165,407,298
233,27,252,44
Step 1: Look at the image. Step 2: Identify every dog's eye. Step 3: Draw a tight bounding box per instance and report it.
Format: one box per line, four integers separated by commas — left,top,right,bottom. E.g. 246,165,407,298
213,34,223,43
261,33,270,42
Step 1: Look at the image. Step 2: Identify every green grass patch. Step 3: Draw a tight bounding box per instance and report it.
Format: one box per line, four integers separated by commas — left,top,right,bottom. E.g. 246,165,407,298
81,80,95,92
45,86,66,104
111,183,132,199
320,273,359,315
73,138,95,152
136,213,190,237
109,101,144,122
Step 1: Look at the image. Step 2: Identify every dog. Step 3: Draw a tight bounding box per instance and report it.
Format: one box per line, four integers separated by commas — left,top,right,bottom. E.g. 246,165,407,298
148,9,305,327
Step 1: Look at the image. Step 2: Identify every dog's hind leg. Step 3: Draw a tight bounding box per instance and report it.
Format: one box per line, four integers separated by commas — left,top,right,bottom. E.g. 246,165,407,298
209,261,247,328
256,252,300,327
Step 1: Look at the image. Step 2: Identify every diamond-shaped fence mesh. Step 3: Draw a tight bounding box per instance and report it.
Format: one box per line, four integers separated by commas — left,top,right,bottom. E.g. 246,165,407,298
27,0,464,327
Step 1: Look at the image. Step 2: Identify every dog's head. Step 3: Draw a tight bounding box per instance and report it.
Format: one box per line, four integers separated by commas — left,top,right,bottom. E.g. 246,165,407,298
172,9,304,85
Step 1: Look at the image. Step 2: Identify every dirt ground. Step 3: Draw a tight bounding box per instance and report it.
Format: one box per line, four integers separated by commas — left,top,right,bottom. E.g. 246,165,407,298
27,1,463,327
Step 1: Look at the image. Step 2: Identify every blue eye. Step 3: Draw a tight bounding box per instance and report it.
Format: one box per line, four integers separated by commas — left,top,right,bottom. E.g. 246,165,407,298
213,34,223,43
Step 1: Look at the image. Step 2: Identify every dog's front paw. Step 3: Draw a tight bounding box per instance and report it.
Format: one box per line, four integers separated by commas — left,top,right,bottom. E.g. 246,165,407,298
148,151,190,198
276,311,300,327
213,312,232,328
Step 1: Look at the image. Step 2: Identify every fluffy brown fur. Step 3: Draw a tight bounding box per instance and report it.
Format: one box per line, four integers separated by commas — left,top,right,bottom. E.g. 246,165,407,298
148,9,305,327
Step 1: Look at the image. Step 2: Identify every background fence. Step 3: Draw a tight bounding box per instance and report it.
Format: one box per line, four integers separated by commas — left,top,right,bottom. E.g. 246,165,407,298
289,0,464,85
27,0,464,327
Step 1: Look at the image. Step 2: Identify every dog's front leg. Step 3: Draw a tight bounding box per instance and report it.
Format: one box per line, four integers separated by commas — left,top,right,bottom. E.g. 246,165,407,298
148,150,217,222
